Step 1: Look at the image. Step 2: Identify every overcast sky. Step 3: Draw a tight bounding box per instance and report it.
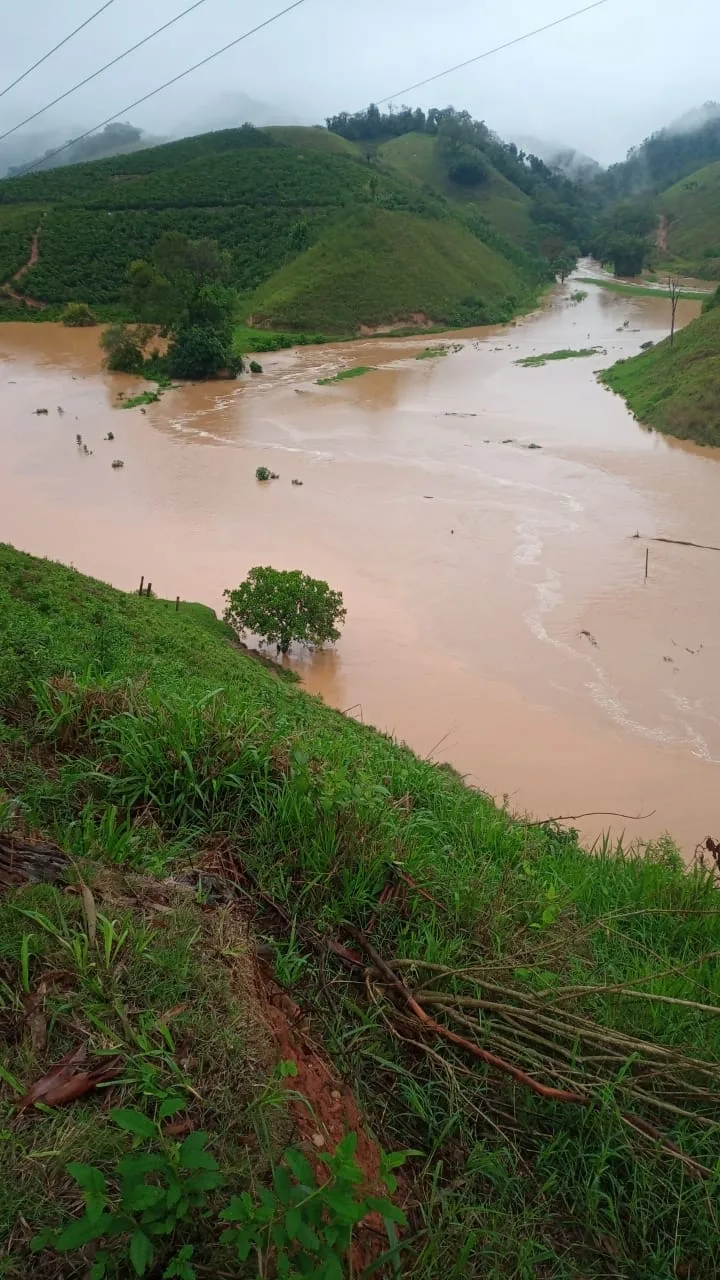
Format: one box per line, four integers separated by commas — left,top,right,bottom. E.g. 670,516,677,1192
0,0,716,164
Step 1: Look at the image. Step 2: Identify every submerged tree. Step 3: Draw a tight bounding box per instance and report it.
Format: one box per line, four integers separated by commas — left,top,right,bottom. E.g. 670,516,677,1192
125,232,238,380
224,567,346,654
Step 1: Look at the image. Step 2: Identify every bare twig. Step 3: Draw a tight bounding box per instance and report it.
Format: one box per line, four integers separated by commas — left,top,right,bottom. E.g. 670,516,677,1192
346,925,588,1105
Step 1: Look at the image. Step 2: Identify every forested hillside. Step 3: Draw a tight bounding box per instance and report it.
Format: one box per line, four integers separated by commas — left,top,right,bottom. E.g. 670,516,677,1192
659,161,720,278
0,122,552,333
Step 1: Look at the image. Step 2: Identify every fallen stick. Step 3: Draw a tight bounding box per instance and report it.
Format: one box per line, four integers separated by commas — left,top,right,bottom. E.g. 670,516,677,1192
346,925,587,1105
633,533,720,554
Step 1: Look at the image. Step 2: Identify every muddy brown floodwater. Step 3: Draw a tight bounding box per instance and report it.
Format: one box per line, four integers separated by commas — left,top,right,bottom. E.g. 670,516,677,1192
1,274,718,854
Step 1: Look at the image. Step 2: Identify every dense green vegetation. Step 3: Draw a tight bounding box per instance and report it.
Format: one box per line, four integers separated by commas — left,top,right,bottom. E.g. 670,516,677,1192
2,543,720,1276
0,119,557,337
591,103,720,200
327,104,590,260
601,300,720,445
375,132,534,244
0,205,40,284
660,160,720,277
247,207,533,333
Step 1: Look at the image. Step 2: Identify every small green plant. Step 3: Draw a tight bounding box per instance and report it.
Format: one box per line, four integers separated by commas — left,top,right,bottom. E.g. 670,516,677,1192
224,566,346,654
255,466,272,481
516,347,605,367
249,360,263,374
316,365,373,385
415,346,448,360
32,1106,224,1278
121,390,161,410
220,1132,406,1275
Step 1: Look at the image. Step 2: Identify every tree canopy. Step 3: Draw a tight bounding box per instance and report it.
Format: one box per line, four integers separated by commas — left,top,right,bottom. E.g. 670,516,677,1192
224,567,346,654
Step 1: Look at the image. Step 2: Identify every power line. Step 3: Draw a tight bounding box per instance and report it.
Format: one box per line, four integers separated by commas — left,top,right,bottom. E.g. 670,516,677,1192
375,0,611,106
0,1,212,146
19,0,308,175
0,1,118,103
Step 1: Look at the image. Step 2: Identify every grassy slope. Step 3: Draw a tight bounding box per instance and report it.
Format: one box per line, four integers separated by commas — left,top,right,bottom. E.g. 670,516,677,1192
0,125,541,334
601,302,720,445
2,543,720,1277
261,124,361,156
660,160,720,278
247,206,528,332
376,131,534,243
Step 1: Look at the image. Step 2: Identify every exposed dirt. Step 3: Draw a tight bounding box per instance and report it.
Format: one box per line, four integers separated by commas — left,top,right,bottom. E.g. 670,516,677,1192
1,225,47,309
357,311,432,335
262,973,406,1272
656,214,670,252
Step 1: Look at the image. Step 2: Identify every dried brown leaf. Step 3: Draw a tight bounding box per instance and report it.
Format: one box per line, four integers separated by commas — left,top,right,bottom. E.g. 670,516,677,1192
17,1043,87,1111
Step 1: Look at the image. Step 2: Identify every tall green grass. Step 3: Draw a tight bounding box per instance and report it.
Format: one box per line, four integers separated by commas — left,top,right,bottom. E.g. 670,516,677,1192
2,543,720,1277
601,303,720,445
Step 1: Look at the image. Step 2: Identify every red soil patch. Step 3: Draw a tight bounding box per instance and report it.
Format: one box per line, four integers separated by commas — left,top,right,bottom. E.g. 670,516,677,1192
261,974,404,1272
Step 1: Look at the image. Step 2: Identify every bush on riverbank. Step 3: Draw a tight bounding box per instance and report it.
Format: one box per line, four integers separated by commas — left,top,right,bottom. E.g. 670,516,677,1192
2,542,720,1276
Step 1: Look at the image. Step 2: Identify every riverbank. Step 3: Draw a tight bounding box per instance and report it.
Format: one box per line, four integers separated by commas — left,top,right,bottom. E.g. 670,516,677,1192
2,542,720,1279
1,283,718,853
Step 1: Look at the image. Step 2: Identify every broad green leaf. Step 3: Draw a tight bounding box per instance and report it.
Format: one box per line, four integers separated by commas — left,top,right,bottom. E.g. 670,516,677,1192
185,1170,225,1192
55,1214,114,1251
90,1254,108,1280
220,1192,253,1223
285,1206,302,1238
284,1148,315,1186
297,1220,320,1251
178,1131,217,1170
123,1183,164,1212
111,1109,157,1139
322,1188,365,1223
273,1164,293,1205
159,1097,186,1120
334,1132,358,1161
129,1230,154,1276
66,1162,106,1197
117,1153,167,1178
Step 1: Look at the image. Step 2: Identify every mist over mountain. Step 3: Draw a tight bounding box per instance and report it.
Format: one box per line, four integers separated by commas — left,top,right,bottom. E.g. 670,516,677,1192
511,135,601,181
173,92,300,139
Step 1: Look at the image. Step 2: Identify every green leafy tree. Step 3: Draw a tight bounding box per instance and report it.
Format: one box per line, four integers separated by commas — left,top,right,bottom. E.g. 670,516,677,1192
448,145,489,187
224,566,346,653
606,231,647,277
551,255,576,283
100,323,156,373
166,326,238,380
61,301,97,327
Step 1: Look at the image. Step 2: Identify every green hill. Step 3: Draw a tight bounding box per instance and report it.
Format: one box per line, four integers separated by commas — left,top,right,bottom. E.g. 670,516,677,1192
601,296,720,444
0,124,547,334
2,540,720,1276
247,206,529,332
375,131,534,243
660,160,720,278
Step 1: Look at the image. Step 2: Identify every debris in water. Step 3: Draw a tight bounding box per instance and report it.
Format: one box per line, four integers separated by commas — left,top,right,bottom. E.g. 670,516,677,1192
579,629,598,648
111,459,124,469
105,431,114,441
56,405,64,415
291,478,303,486
526,442,542,449
34,408,48,415
76,434,82,446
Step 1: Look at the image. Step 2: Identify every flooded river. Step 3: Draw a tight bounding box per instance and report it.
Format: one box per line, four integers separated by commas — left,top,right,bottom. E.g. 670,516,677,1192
1,276,718,853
